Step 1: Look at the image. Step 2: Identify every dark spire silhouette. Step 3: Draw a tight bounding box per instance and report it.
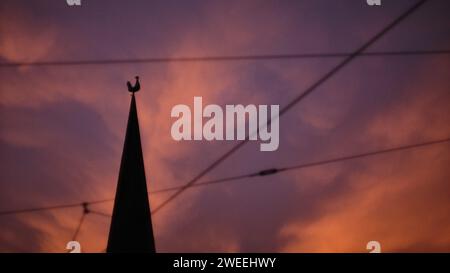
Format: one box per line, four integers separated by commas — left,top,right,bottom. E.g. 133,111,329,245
107,77,155,253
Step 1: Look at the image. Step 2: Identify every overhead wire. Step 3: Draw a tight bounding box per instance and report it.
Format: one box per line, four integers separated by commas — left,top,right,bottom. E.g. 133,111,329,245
0,49,448,68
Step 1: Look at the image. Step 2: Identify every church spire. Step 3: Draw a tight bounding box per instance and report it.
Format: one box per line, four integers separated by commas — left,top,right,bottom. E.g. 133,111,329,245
107,78,156,253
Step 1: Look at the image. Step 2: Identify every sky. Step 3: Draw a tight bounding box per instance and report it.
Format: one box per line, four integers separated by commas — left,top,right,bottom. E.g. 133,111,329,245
0,0,449,252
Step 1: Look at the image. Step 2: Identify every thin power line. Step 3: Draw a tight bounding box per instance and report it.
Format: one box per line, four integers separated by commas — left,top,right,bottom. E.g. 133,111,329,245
0,198,114,216
0,50,448,68
0,136,447,217
89,210,112,218
0,202,83,216
150,0,430,214
71,204,89,241
155,137,450,192
70,204,111,241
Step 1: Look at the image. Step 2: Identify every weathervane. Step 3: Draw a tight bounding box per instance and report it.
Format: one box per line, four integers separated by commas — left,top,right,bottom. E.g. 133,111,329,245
127,76,140,93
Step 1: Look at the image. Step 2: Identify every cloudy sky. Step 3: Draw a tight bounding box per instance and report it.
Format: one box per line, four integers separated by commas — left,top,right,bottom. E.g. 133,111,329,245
0,0,449,252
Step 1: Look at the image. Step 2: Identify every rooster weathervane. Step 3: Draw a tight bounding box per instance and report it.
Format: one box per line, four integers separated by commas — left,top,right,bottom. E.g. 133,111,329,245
127,76,140,93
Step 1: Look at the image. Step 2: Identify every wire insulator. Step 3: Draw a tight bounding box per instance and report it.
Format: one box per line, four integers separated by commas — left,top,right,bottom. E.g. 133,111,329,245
258,168,279,176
